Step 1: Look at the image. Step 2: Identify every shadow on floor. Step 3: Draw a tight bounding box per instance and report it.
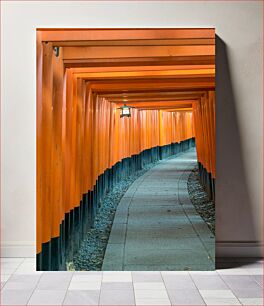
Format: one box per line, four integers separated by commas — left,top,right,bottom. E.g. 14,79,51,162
216,257,262,269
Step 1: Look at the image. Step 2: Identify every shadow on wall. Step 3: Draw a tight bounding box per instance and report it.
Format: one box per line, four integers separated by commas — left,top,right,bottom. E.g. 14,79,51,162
215,36,260,267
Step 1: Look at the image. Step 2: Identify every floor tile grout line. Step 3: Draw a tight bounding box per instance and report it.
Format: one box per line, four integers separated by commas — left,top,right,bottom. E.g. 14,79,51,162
0,273,12,291
1,258,24,290
1,259,263,305
60,271,75,305
100,272,133,305
217,272,250,305
133,271,171,305
188,270,215,306
98,273,103,306
8,257,27,275
25,267,46,305
131,271,137,306
160,271,172,305
249,274,264,288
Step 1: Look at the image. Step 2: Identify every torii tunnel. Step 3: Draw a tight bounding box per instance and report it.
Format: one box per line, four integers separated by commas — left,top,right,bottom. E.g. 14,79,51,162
37,29,215,271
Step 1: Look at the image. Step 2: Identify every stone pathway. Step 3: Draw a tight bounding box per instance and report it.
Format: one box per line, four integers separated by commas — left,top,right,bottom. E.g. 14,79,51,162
102,149,215,271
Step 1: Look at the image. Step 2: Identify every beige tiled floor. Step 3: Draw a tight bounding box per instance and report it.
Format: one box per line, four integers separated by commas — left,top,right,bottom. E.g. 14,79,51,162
0,258,263,305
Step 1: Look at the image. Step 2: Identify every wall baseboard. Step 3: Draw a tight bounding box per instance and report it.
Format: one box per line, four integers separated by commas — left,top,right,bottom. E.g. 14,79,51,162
216,241,263,258
1,242,35,258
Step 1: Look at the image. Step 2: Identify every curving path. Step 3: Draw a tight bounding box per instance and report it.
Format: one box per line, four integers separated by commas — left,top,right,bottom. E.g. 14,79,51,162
102,149,215,271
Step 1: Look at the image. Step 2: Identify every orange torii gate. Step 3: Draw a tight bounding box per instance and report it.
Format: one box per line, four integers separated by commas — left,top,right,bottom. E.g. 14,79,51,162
37,28,215,270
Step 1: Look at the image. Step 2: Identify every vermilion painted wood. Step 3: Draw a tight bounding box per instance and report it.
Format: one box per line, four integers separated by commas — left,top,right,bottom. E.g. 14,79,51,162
71,64,215,73
38,28,215,42
73,69,215,80
63,56,215,68
37,42,53,252
63,45,214,60
49,38,215,47
36,28,215,256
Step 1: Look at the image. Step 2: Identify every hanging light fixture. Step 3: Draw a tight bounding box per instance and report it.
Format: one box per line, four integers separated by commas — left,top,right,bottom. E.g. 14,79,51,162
118,104,133,118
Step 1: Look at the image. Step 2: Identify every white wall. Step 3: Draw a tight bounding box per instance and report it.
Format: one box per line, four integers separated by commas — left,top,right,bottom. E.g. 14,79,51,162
1,1,263,257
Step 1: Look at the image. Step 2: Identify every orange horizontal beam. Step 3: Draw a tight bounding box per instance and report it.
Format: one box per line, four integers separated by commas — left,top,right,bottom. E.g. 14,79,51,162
71,64,215,73
90,78,215,92
114,101,194,107
164,108,193,112
64,55,215,68
138,107,193,111
55,38,214,47
107,97,202,103
74,68,215,80
100,90,206,99
38,28,215,42
63,45,215,60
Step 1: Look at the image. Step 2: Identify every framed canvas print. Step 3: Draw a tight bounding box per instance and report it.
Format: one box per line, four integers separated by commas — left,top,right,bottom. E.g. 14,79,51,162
36,28,215,271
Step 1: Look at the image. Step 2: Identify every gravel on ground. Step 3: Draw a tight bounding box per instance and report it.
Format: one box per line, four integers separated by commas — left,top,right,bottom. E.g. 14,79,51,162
187,166,215,234
70,162,157,271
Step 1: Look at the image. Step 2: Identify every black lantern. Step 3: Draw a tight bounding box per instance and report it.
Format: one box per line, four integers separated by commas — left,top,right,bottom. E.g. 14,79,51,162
118,104,133,118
